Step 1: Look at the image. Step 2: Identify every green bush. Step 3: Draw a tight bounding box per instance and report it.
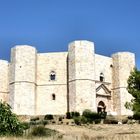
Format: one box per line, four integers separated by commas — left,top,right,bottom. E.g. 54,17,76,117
99,112,107,119
30,121,36,125
44,114,53,120
59,117,62,121
104,116,118,124
82,109,92,118
74,117,81,125
21,122,30,130
122,119,128,124
94,119,101,124
31,126,57,137
82,109,101,123
0,101,24,136
104,119,118,124
133,112,140,120
66,112,71,119
42,120,48,126
31,126,46,136
30,117,39,122
71,111,80,118
128,116,133,120
80,116,88,124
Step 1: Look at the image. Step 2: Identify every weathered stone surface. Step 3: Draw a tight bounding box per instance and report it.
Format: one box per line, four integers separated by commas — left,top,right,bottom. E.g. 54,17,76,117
0,41,135,116
0,60,9,102
112,52,135,115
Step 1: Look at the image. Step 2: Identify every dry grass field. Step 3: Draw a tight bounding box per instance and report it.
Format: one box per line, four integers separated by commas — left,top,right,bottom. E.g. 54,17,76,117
46,124,140,140
1,124,140,140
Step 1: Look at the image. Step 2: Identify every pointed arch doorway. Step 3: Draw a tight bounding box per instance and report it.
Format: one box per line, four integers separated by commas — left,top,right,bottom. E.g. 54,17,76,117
97,101,106,113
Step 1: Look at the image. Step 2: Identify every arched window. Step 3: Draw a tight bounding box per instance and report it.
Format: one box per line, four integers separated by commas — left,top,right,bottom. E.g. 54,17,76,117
100,73,104,82
50,71,56,81
52,94,56,100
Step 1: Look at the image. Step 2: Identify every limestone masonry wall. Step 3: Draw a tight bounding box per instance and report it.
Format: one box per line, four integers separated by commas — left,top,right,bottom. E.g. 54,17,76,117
0,40,136,116
9,46,37,115
0,60,9,102
68,41,96,113
112,52,135,115
36,52,67,115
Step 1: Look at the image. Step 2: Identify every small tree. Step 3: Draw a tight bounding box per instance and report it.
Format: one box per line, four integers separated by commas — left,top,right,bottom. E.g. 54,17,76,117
0,101,24,136
125,68,140,115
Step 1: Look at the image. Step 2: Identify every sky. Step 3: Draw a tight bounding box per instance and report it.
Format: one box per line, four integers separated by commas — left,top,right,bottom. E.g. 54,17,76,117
0,0,140,68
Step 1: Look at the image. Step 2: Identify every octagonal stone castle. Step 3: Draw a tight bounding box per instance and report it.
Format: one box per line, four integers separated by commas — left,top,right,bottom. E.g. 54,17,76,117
0,40,135,116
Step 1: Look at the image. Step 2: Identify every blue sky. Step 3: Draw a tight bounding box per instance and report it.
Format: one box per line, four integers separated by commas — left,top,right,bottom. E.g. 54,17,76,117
0,0,140,68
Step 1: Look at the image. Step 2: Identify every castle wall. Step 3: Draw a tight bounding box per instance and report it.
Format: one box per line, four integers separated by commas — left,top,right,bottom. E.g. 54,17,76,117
95,54,113,112
36,52,67,115
0,60,9,102
0,40,136,116
9,46,37,115
112,52,135,115
95,54,113,83
68,41,96,113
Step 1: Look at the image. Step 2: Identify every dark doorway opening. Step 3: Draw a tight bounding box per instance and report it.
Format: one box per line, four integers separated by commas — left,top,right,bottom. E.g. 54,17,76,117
97,101,106,113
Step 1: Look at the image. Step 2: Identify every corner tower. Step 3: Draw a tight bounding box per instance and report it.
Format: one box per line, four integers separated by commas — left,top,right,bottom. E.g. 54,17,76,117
9,45,37,115
68,40,96,113
112,52,135,115
0,60,9,102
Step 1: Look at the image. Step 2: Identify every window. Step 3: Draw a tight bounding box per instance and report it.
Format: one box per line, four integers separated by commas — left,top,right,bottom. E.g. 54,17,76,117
50,71,56,81
52,94,56,100
100,73,104,82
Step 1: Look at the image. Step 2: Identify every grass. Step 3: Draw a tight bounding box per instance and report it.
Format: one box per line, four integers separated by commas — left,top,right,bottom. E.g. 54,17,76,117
1,134,140,140
1,124,140,140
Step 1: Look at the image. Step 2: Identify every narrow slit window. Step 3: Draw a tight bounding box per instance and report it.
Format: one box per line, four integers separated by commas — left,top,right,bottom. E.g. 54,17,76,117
100,73,104,82
52,94,56,100
50,71,56,81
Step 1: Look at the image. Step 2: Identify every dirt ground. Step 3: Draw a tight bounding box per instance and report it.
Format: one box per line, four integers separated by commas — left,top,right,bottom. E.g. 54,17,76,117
46,124,140,139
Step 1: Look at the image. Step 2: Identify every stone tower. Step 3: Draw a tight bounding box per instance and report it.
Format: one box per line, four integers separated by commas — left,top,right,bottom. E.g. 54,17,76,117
112,52,135,115
9,45,37,115
68,40,96,113
0,60,9,102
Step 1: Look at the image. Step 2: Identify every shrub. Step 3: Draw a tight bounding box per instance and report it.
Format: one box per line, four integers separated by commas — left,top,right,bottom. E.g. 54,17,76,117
44,115,53,120
104,119,118,124
31,126,57,137
52,121,56,124
82,109,101,123
31,126,46,136
30,121,37,125
80,116,88,124
21,122,30,130
133,112,140,120
59,117,62,121
122,119,128,124
71,111,80,118
74,117,81,125
99,111,107,119
0,101,24,136
128,115,133,120
104,116,118,124
30,117,39,122
66,112,71,119
82,109,92,118
94,119,101,124
42,120,48,126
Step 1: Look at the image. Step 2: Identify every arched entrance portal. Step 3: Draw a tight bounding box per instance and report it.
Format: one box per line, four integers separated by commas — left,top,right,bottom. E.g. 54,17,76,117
97,101,106,113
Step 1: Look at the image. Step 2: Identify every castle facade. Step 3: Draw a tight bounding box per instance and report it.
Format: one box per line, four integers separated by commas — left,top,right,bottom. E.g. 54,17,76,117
0,40,135,116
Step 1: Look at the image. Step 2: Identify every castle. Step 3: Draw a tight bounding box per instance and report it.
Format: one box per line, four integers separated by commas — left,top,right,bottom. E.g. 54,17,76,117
0,40,135,116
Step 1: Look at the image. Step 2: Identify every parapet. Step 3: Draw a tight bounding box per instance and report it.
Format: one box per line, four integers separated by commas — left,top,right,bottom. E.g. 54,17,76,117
0,60,9,65
68,40,94,52
112,51,135,58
